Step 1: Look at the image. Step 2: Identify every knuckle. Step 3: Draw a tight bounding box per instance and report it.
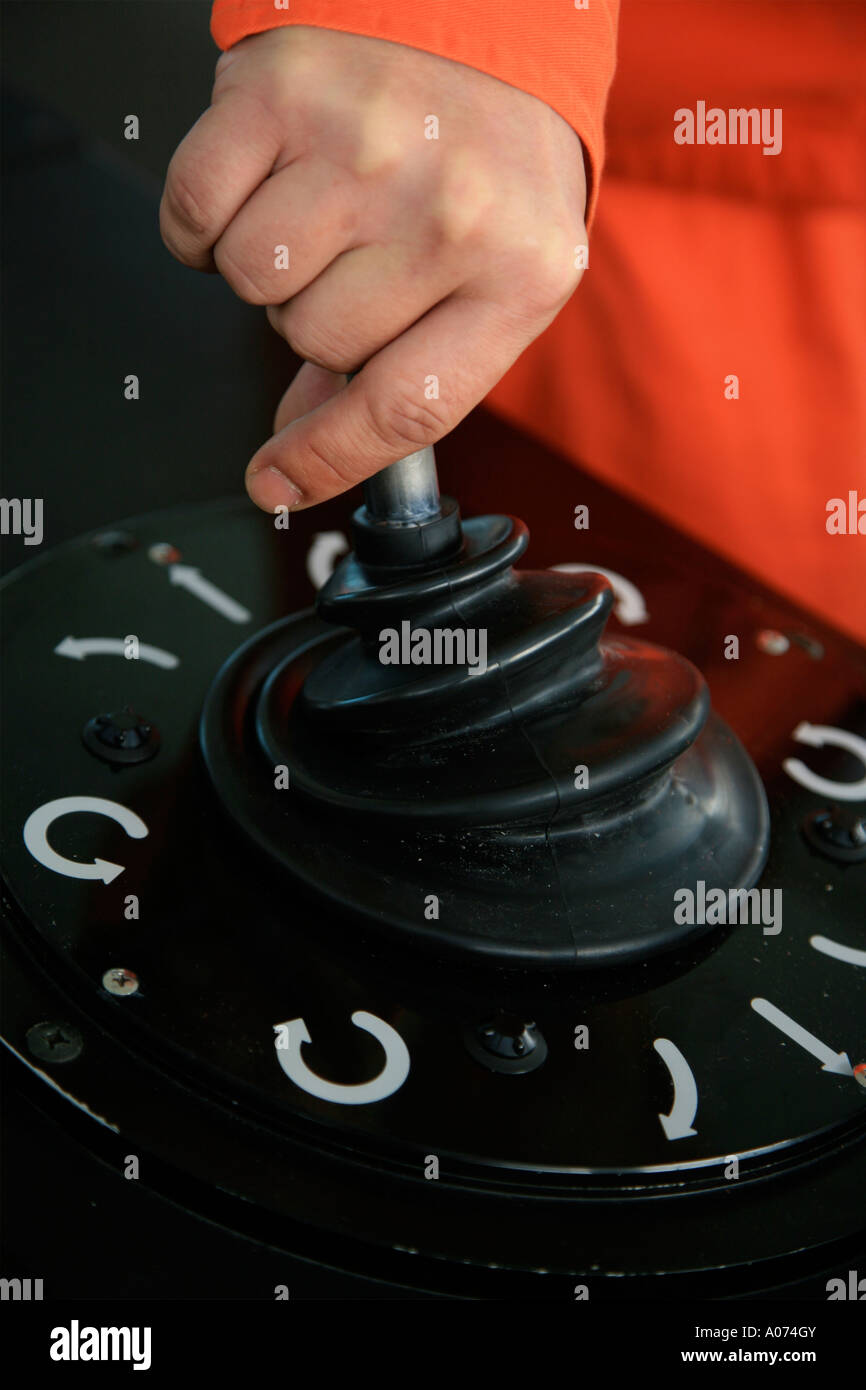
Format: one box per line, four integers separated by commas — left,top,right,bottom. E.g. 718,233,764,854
432,158,497,249
265,303,286,338
303,434,361,492
365,386,447,453
214,48,238,81
508,230,584,314
212,245,273,306
281,313,358,373
161,169,214,252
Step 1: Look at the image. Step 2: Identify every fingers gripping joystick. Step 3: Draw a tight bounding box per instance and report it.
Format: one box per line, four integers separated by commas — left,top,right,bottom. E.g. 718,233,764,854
201,442,769,969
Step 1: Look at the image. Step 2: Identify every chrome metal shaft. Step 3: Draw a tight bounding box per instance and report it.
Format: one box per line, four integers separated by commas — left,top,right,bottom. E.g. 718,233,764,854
362,446,441,523
347,369,442,524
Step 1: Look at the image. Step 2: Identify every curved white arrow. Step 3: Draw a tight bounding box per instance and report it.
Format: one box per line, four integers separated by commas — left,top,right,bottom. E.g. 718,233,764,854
653,1038,698,1139
809,935,866,968
306,531,349,590
23,796,149,883
168,565,250,623
551,564,649,625
782,722,866,801
54,636,179,669
751,998,854,1076
273,1010,410,1105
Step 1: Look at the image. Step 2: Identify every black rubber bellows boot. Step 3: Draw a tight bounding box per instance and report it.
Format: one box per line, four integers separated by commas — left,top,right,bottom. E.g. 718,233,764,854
201,498,770,968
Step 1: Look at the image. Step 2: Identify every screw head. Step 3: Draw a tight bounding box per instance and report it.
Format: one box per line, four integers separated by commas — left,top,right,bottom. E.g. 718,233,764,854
26,1021,83,1063
91,529,137,556
102,968,139,997
756,629,790,655
465,1015,548,1075
814,809,866,848
148,541,181,566
83,708,160,766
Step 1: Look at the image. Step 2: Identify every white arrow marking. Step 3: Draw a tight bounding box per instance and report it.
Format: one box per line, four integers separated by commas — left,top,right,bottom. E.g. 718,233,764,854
551,564,649,625
306,531,350,590
274,1010,410,1105
653,1038,698,1139
751,998,854,1076
168,565,250,623
54,636,179,669
809,935,866,968
23,796,149,883
782,722,866,800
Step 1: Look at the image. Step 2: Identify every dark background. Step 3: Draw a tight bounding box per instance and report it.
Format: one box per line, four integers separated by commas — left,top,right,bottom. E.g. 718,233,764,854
2,1,217,181
1,0,300,573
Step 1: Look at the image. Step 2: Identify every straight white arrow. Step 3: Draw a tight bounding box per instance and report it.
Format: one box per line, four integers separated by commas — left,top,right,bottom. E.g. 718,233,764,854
810,935,866,968
653,1037,698,1139
54,636,179,669
751,998,854,1075
168,565,251,623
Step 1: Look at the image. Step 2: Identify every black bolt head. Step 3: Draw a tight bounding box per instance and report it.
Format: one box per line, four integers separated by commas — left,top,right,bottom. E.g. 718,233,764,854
803,807,866,863
82,707,160,766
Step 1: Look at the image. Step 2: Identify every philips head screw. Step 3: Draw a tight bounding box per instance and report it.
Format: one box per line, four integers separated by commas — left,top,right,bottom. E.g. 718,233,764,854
25,1021,83,1064
102,968,139,997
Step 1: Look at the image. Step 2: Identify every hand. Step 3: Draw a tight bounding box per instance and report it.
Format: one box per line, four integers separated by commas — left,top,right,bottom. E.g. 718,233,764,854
160,25,588,513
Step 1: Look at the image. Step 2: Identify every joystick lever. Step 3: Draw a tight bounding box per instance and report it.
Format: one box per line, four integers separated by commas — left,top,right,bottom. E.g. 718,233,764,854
346,368,462,569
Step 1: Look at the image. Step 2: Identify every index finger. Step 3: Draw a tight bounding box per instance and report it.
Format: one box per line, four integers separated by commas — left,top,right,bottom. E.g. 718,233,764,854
244,290,547,512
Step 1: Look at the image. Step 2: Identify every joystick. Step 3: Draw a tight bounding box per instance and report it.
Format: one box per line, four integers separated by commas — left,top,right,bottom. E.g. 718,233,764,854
202,430,770,967
2,394,862,1299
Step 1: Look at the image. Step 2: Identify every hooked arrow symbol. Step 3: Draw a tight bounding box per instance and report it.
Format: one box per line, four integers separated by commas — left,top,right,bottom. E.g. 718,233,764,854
274,1010,410,1105
654,1037,698,1140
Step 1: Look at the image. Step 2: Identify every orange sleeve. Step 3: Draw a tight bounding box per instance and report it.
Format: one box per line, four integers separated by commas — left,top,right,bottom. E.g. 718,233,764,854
210,1,619,225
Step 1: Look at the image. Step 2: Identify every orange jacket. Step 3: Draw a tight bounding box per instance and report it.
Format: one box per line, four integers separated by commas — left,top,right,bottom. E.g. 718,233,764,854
211,1,866,643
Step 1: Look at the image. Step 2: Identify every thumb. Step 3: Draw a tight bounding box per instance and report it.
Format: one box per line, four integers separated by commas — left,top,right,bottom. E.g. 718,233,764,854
245,294,532,514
